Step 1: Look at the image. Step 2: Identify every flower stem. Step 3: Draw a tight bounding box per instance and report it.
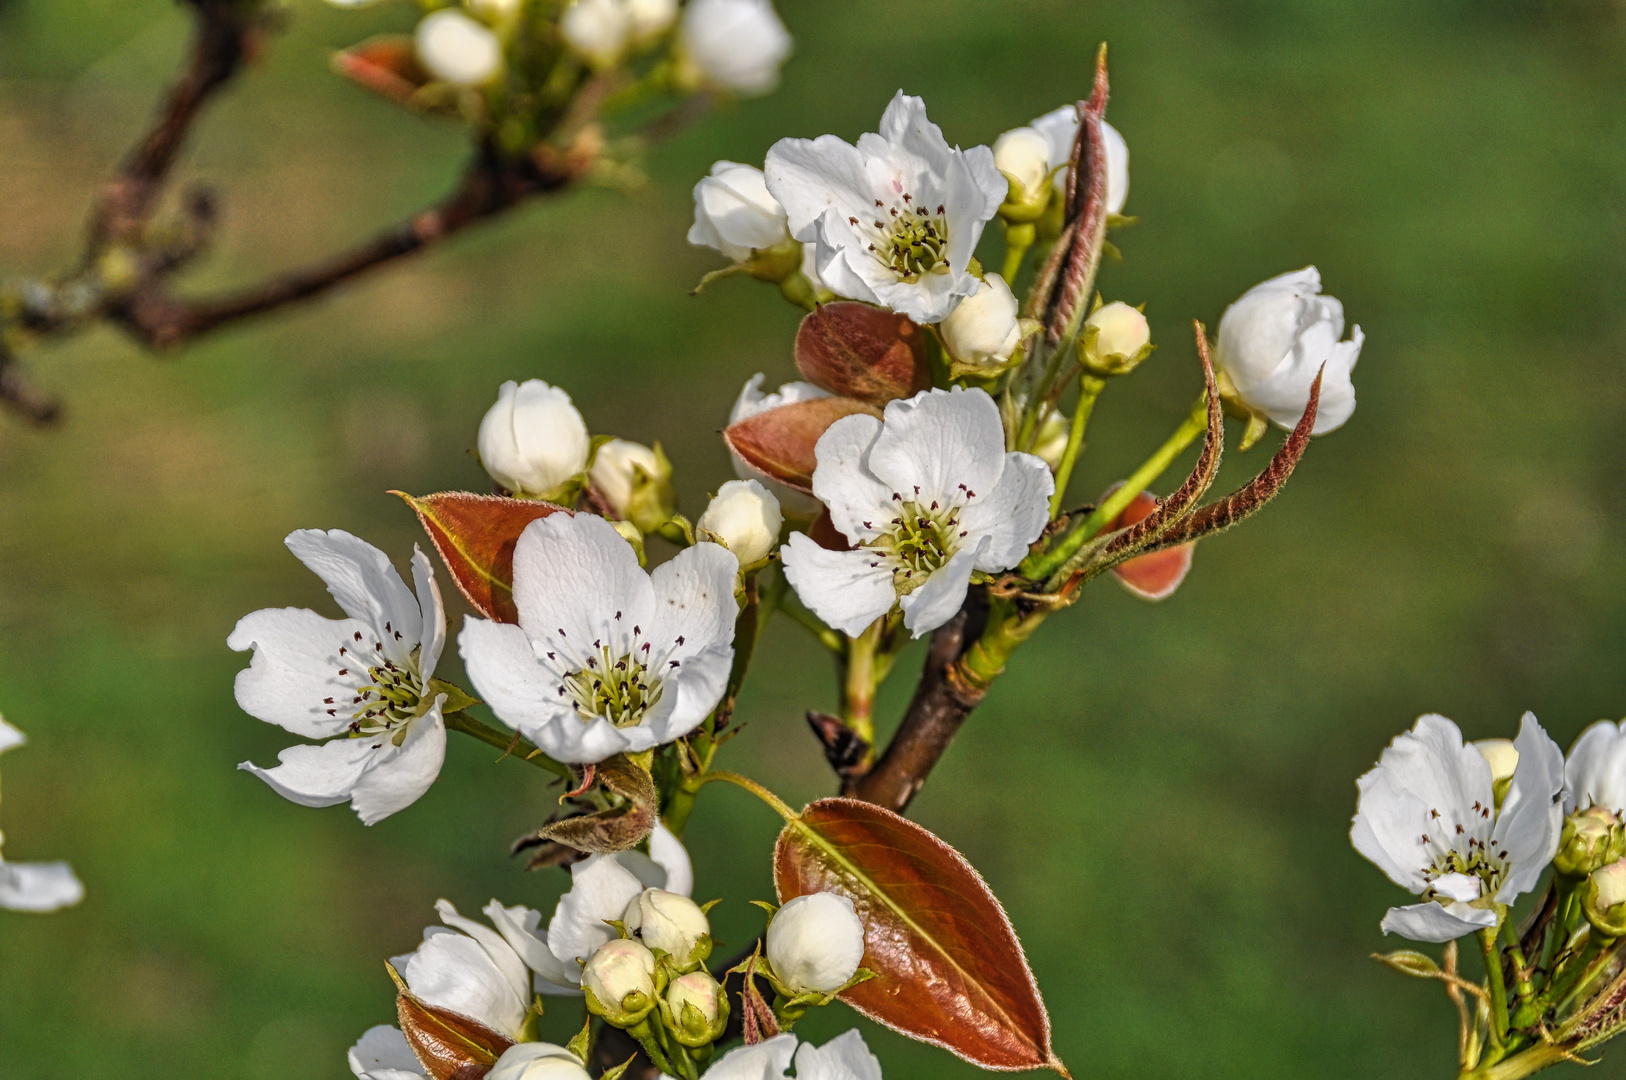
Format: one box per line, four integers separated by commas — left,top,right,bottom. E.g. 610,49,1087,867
1480,927,1512,1054
442,710,570,779
840,619,882,750
1001,221,1036,283
1460,1040,1578,1080
1048,375,1104,519
694,770,798,822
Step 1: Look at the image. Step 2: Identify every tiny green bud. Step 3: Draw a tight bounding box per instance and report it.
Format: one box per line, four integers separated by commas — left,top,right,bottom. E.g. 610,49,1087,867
1556,806,1622,879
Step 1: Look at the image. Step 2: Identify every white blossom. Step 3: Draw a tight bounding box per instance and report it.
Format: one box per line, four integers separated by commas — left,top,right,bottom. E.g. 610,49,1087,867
780,387,1052,637
697,479,782,565
1564,720,1626,815
478,379,591,498
688,162,792,264
395,899,535,1039
1029,105,1129,215
938,274,1020,367
679,0,792,96
702,1031,879,1080
590,439,664,518
624,887,710,960
991,126,1052,206
348,1025,425,1080
765,892,866,993
765,93,1005,324
728,374,831,518
459,513,738,762
416,9,502,86
488,1044,593,1080
231,531,447,825
1214,267,1363,434
582,937,658,1006
0,718,83,914
1351,713,1564,942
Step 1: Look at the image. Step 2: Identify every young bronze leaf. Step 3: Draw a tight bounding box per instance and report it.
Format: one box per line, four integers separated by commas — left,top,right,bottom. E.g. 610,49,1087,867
723,398,881,495
1033,48,1110,340
393,491,564,623
774,798,1064,1075
795,303,930,405
397,989,514,1080
332,36,428,105
1104,488,1194,601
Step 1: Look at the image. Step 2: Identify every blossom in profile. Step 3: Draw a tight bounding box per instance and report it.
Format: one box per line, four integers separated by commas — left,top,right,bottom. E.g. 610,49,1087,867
0,717,83,913
1563,720,1626,815
231,531,447,825
688,161,793,263
765,93,1005,323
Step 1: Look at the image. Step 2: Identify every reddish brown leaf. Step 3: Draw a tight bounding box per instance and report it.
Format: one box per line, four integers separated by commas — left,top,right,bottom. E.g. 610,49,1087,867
397,990,513,1080
795,303,930,406
808,508,852,552
1103,488,1194,601
393,491,565,624
332,36,427,104
723,398,881,496
1032,48,1110,340
775,798,1065,1075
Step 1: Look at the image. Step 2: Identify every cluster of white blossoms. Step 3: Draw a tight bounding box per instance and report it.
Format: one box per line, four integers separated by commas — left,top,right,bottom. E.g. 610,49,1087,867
0,717,83,913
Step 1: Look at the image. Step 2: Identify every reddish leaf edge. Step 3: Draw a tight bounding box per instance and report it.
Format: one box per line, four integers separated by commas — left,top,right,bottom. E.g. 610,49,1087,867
391,489,569,621
780,797,1069,1076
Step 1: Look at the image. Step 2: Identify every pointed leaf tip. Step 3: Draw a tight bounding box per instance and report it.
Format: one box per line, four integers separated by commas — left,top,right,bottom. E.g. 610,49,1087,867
397,491,566,623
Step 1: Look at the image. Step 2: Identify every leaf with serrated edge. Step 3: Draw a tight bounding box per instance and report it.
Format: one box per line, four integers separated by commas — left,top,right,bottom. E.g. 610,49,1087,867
396,986,514,1080
723,398,881,496
795,303,929,406
393,491,565,623
774,798,1065,1075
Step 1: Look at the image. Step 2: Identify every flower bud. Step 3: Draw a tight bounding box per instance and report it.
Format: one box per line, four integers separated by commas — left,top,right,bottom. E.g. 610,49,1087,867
1584,858,1626,939
940,274,1021,368
696,480,782,566
488,1044,593,1080
1474,738,1519,810
624,888,711,969
582,938,658,1024
765,892,865,995
590,439,675,532
1556,806,1622,879
1081,301,1151,377
415,9,502,86
627,0,678,43
688,162,793,265
1032,409,1070,471
676,0,793,96
478,379,591,499
661,970,728,1046
560,0,632,68
992,126,1053,210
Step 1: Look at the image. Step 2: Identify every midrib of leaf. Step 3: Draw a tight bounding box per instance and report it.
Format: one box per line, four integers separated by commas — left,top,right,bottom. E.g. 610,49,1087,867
789,817,1039,1056
421,502,512,599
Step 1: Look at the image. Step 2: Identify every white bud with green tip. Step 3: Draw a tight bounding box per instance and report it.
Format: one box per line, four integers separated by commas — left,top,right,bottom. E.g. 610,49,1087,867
992,127,1053,211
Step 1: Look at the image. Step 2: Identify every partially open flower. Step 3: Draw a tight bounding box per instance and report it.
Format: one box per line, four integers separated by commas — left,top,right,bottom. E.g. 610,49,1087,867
415,9,502,86
478,379,591,500
697,479,782,566
939,274,1021,368
487,1044,592,1080
689,161,793,265
1081,301,1152,377
395,899,534,1040
677,0,792,96
590,439,675,533
765,892,866,994
583,938,658,1022
624,888,711,968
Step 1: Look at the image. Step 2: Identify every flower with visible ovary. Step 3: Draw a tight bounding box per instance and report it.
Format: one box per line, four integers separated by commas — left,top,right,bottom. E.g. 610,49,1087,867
478,380,591,499
689,162,793,264
677,0,792,96
1028,105,1129,214
765,93,1006,324
697,480,782,566
766,891,866,993
728,375,832,517
780,387,1053,638
231,531,447,825
459,513,738,762
704,1031,880,1080
939,274,1021,368
488,1044,593,1080
0,718,83,913
1564,720,1626,815
1351,712,1564,942
1214,267,1363,435
416,9,502,86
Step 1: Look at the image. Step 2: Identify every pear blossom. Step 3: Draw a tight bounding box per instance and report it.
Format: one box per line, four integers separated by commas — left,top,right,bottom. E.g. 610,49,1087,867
582,937,658,1008
348,1025,425,1080
678,0,792,96
478,379,591,499
780,387,1053,637
231,531,448,825
400,899,535,1038
0,718,83,913
1214,267,1363,434
991,126,1053,207
416,9,502,86
766,891,865,993
728,375,831,517
703,1031,880,1080
1564,720,1626,815
484,821,692,995
696,479,782,566
624,887,709,961
938,273,1021,367
688,162,793,264
488,1044,593,1080
459,513,738,762
1028,105,1129,215
1351,713,1564,943
765,93,1005,324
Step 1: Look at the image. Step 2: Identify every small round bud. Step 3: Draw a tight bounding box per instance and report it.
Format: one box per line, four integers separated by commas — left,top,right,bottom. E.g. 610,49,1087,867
624,889,711,968
992,127,1053,209
488,1044,593,1080
662,970,728,1046
1081,302,1151,377
478,379,590,499
560,0,632,68
582,938,658,1022
677,0,792,96
626,0,678,43
415,9,502,86
590,439,675,532
765,892,865,994
1556,806,1621,879
940,274,1021,368
1584,858,1626,939
696,480,782,566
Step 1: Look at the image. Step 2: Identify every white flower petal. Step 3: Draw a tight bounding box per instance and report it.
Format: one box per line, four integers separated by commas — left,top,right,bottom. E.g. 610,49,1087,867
285,530,422,661
647,543,740,663
898,545,980,638
645,642,734,743
647,821,693,897
957,452,1054,572
545,854,651,984
1493,712,1565,902
779,533,897,638
1380,900,1497,943
867,388,1006,509
348,1025,426,1080
401,925,529,1038
0,859,83,912
228,607,369,739
239,737,380,812
484,900,580,992
348,703,447,826
458,617,572,731
434,899,532,1005
795,1030,882,1080
764,135,876,248
0,717,24,755
411,546,447,681
512,514,655,651
808,413,891,543
703,1035,798,1080
1565,720,1626,814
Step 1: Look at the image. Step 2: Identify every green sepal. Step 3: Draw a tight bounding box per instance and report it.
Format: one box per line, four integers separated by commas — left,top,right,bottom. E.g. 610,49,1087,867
425,679,480,717
1371,950,1441,979
565,1014,592,1064
601,1054,639,1080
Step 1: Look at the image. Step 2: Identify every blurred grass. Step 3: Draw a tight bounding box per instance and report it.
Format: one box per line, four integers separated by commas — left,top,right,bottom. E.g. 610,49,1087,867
3,0,1626,1076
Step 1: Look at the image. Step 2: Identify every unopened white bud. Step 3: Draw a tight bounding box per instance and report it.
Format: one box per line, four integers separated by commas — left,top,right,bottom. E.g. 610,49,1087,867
1082,301,1151,377
416,9,502,86
1597,860,1626,911
992,127,1052,206
765,892,865,994
590,440,664,515
478,379,591,498
561,0,632,68
678,0,792,96
488,1044,593,1080
468,0,522,21
582,938,657,1009
688,162,791,264
666,970,722,1025
627,0,678,42
696,480,782,566
1474,739,1519,785
940,274,1021,367
1032,410,1070,471
624,889,710,962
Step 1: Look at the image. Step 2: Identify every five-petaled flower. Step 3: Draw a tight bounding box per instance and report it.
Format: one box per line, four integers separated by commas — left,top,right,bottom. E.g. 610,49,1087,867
231,530,448,825
765,92,1005,324
1351,712,1564,942
780,387,1052,638
459,513,739,763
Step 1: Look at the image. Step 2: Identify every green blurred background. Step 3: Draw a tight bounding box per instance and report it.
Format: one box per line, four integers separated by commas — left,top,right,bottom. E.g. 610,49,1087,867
2,0,1625,1076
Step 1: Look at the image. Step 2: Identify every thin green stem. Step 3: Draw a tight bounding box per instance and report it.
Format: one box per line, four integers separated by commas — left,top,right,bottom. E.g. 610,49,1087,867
443,710,570,778
1481,927,1511,1056
1502,919,1536,1006
1001,221,1036,283
840,619,882,748
1048,375,1104,519
695,770,798,822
